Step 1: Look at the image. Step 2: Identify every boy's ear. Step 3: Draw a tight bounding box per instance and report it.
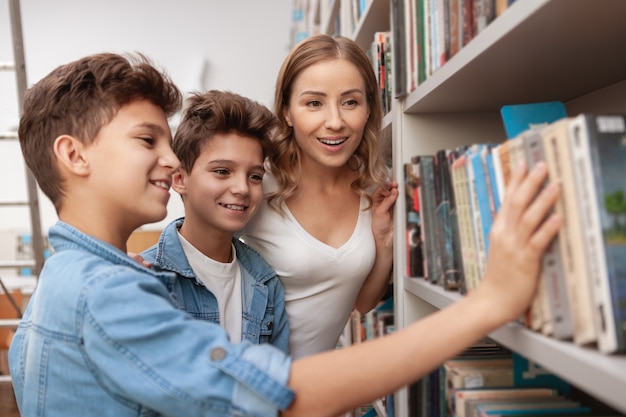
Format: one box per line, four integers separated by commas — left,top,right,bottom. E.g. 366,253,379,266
53,135,90,176
171,169,187,195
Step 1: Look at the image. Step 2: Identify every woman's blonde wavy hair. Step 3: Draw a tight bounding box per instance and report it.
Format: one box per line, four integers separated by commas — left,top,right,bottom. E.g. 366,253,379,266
267,34,389,213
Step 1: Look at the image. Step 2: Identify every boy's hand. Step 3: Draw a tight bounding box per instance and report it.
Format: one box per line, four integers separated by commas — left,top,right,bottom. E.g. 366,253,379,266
478,161,561,323
128,252,152,268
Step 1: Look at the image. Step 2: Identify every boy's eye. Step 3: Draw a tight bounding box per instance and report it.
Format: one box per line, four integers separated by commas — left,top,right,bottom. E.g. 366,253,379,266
249,173,264,181
140,137,155,145
214,168,229,176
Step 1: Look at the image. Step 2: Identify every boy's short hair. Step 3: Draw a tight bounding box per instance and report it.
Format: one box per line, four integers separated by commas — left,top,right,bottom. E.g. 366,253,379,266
173,90,278,173
18,52,182,211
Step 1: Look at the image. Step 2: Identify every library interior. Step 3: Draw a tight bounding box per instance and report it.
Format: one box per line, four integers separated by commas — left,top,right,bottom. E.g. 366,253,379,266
1,0,626,416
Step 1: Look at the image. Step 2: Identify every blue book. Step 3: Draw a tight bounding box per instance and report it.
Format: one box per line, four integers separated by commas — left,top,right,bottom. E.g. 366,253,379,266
470,146,494,256
464,145,487,281
480,406,591,417
512,353,570,397
482,145,501,224
500,101,567,139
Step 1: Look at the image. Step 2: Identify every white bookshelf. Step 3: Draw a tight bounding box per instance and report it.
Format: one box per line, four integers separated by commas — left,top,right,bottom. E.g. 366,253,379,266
392,0,626,415
300,0,626,415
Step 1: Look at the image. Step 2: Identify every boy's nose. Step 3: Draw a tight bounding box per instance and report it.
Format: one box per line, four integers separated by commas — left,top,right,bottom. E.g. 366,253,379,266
232,175,250,195
161,147,181,171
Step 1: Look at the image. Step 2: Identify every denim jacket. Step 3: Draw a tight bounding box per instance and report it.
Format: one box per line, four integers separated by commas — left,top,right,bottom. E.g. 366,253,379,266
9,221,294,417
141,218,289,353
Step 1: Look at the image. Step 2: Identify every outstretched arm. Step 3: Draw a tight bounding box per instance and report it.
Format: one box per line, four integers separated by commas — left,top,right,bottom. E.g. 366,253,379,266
283,161,561,417
354,181,399,313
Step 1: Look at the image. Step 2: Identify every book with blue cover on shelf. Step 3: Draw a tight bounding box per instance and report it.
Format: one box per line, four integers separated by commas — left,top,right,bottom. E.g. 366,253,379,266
465,144,488,287
500,101,567,139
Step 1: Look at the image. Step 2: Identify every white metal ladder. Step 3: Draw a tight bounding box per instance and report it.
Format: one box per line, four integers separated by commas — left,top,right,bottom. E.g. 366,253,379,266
0,0,45,385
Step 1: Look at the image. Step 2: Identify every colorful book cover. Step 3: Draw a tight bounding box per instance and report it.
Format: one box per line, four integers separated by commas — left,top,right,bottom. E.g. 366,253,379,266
470,144,498,256
567,114,626,354
435,149,462,290
465,145,487,284
419,155,439,283
512,353,570,396
405,160,424,277
451,151,475,294
500,101,567,139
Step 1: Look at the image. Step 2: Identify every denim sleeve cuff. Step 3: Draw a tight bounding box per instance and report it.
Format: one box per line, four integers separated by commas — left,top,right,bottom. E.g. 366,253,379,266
210,342,294,415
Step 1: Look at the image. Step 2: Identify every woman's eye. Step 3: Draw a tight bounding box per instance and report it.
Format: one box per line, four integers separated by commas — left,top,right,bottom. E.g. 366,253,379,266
250,173,264,181
306,100,322,107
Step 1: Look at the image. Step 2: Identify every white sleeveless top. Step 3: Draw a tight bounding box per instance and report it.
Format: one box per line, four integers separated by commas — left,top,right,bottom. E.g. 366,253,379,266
240,174,376,359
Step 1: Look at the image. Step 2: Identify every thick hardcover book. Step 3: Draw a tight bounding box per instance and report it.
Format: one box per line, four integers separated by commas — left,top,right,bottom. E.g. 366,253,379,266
405,0,417,93
434,149,462,290
475,400,587,417
416,0,427,84
461,0,475,47
448,0,461,58
449,148,467,293
500,101,567,139
419,155,439,283
473,0,495,35
455,388,558,417
470,144,499,256
567,114,626,354
404,161,424,277
452,153,479,293
522,129,573,340
465,145,488,284
391,0,407,97
483,144,501,215
541,119,598,346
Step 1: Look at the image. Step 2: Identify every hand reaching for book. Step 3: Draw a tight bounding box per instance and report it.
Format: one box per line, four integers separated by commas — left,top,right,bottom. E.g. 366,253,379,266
478,160,561,323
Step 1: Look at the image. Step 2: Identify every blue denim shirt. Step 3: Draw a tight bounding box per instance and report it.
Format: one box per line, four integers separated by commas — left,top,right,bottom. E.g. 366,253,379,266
141,218,289,353
9,221,294,417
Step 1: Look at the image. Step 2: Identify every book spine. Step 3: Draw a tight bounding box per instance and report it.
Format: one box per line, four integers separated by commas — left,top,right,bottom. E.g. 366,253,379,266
465,146,487,287
420,156,439,283
452,154,480,293
523,130,573,340
470,148,493,255
541,120,598,345
567,115,618,353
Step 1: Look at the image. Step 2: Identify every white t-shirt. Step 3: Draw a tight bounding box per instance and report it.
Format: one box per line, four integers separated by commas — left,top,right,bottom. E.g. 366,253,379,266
241,174,376,359
179,234,243,344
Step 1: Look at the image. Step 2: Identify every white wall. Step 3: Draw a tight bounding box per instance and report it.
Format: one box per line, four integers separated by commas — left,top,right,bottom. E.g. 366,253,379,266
0,0,293,238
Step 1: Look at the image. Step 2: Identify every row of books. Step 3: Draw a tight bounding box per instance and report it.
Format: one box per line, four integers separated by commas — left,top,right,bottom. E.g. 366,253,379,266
341,0,375,36
349,296,395,345
369,31,393,115
404,107,626,355
393,0,517,97
409,339,621,417
344,296,395,416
